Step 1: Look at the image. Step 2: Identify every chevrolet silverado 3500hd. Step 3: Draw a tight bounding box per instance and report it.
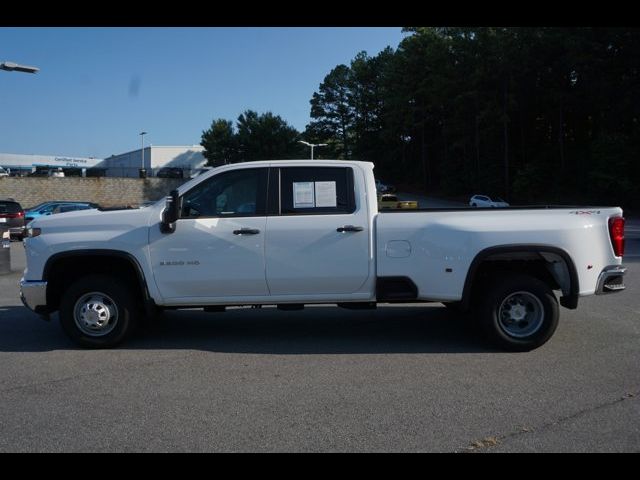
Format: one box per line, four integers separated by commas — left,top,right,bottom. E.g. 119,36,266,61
19,160,627,350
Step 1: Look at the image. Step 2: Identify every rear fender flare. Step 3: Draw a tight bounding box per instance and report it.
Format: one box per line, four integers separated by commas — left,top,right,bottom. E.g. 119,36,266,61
460,245,579,310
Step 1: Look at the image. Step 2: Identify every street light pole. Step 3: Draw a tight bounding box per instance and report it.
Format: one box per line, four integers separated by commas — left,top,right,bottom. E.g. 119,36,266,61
298,140,328,160
139,131,147,171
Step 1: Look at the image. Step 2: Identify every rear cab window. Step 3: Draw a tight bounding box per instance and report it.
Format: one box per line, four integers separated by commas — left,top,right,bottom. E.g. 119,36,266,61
278,166,356,215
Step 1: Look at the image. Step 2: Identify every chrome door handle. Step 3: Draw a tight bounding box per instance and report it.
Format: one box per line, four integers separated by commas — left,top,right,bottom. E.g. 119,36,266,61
336,225,364,233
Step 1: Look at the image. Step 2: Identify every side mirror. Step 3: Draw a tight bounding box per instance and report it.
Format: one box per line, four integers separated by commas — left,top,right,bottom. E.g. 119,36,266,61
160,189,181,234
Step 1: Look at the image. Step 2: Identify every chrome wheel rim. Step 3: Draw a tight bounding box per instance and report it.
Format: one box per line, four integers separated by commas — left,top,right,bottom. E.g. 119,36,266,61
73,292,118,337
498,291,544,338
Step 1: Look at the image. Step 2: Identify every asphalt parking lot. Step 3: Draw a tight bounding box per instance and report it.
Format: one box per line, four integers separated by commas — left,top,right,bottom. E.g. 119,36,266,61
0,231,638,452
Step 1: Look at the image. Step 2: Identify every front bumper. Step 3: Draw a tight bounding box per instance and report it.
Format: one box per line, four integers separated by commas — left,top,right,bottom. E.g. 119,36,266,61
595,265,627,294
19,278,48,313
1,221,24,234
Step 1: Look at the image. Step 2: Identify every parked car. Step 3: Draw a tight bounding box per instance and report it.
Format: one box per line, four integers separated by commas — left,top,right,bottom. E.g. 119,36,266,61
0,167,9,177
0,199,25,240
375,178,396,194
157,167,184,179
52,203,97,214
25,168,66,177
27,170,49,177
378,194,418,210
190,167,213,179
469,195,510,208
24,201,99,223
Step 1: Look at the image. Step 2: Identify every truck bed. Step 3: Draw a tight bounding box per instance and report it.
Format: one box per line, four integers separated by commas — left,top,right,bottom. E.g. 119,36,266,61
375,206,622,301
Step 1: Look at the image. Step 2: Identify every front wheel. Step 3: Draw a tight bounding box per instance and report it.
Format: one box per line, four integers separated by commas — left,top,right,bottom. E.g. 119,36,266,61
479,273,559,351
59,274,138,348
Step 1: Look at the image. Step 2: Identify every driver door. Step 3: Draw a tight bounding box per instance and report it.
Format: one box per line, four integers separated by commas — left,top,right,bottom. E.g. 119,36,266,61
149,167,269,302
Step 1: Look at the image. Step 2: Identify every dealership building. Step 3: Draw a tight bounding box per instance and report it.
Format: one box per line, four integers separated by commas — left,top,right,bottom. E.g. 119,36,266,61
0,152,101,176
0,146,207,178
99,145,206,178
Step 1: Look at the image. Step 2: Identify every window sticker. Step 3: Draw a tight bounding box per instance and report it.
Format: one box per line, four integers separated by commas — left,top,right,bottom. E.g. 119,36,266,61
314,181,337,207
293,181,315,208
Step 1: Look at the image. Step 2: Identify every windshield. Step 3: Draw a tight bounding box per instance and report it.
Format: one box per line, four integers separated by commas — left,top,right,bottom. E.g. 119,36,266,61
27,202,52,211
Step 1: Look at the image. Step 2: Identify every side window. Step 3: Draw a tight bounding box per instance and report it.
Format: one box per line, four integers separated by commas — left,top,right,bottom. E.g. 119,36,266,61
280,167,355,215
180,168,267,218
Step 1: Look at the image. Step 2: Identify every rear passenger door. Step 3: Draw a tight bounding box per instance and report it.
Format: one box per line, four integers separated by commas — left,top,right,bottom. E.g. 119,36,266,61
265,165,371,296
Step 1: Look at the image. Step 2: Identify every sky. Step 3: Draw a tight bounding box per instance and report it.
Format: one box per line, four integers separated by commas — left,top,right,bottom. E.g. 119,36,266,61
0,27,407,159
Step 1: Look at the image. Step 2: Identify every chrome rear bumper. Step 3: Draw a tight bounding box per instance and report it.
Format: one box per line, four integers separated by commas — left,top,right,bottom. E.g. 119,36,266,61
595,265,627,294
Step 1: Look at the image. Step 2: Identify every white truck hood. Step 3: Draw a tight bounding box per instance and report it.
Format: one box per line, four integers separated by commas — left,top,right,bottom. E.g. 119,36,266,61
24,206,162,271
29,206,157,231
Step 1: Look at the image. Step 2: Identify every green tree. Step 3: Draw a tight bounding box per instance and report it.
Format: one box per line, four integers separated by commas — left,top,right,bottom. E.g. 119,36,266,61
201,111,303,165
307,65,355,159
200,119,238,166
350,48,395,168
235,110,302,161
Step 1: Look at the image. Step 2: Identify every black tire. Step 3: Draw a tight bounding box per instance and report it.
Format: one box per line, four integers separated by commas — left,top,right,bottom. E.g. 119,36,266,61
478,273,559,351
471,203,477,207
59,274,139,348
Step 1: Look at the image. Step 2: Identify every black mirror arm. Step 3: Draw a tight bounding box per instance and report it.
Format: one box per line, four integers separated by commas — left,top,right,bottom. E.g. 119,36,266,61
160,189,181,234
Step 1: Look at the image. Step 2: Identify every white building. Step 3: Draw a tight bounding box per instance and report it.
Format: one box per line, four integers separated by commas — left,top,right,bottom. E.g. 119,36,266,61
97,145,207,178
0,152,101,175
0,146,208,178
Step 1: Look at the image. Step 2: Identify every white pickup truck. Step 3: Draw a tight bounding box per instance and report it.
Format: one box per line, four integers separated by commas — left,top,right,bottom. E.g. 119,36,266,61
19,160,627,351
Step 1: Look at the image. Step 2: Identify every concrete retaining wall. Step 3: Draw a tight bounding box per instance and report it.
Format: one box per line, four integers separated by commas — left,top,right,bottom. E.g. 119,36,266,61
0,177,185,208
